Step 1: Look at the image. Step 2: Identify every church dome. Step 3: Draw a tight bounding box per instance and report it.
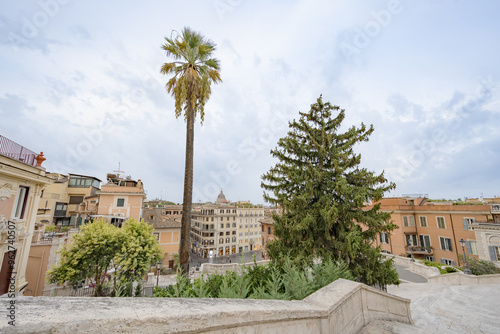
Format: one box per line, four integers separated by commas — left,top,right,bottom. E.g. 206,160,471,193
216,190,228,204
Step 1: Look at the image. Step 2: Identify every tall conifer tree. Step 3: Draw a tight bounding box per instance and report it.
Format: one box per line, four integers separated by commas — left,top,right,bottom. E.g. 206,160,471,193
261,96,399,288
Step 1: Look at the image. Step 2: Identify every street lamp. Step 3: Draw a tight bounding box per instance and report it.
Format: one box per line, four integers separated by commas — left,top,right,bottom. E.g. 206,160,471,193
459,239,472,275
408,239,415,262
156,260,162,287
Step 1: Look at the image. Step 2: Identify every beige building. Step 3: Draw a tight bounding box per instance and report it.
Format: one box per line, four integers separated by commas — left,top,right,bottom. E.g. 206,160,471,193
191,191,264,258
367,197,493,266
472,222,500,264
92,173,146,227
36,173,101,229
191,203,238,258
237,206,264,253
0,135,52,295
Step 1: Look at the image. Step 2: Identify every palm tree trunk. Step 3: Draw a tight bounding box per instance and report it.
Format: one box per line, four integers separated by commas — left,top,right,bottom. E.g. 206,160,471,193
179,100,194,277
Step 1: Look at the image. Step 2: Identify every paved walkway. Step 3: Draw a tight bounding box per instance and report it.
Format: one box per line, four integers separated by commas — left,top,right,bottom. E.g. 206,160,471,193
361,283,500,333
394,264,427,283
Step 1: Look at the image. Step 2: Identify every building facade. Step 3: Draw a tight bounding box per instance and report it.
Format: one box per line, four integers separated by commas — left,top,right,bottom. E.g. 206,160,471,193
92,173,146,226
36,173,101,229
367,197,492,266
190,191,264,258
0,135,52,295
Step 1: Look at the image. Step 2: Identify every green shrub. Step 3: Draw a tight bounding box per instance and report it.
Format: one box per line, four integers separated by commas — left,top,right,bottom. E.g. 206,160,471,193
153,258,355,300
465,256,500,275
60,226,70,233
45,225,56,232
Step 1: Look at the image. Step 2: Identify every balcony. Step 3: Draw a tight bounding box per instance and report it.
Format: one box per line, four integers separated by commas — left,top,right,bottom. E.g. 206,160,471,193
0,135,38,166
402,225,417,234
405,246,433,255
492,205,500,214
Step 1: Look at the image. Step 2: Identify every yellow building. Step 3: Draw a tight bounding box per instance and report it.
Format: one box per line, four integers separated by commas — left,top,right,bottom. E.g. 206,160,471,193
36,173,101,229
0,135,51,295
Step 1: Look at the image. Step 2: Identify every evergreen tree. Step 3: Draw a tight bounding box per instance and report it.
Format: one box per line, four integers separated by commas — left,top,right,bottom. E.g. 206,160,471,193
261,96,399,288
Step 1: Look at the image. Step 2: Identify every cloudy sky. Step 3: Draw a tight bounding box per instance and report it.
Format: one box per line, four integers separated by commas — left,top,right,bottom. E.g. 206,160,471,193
1,0,499,204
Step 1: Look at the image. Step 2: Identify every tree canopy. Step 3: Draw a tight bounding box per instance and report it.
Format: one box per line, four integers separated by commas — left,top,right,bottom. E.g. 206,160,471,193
261,96,399,288
46,219,161,296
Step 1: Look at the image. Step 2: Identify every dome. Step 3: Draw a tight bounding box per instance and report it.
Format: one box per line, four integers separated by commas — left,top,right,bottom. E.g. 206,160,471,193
216,189,227,204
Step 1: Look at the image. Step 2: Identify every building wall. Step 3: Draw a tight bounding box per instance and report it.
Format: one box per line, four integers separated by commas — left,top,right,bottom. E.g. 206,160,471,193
97,184,145,222
154,229,180,265
369,198,491,266
236,207,264,253
473,223,500,264
0,154,52,295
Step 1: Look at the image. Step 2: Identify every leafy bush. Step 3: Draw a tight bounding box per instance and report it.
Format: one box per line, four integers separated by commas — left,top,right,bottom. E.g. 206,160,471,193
153,258,354,300
464,256,500,275
60,226,70,233
45,225,56,232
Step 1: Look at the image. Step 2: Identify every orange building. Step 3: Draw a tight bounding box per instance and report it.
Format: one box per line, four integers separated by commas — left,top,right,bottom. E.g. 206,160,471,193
149,218,181,268
92,173,146,227
367,197,492,266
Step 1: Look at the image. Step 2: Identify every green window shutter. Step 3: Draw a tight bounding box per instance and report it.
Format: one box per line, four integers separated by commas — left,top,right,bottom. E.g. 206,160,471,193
440,258,446,264
462,218,468,230
466,241,472,254
447,238,452,251
489,246,497,262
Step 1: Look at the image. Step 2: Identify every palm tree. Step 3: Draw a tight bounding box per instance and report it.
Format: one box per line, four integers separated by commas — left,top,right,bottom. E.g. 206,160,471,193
161,27,221,276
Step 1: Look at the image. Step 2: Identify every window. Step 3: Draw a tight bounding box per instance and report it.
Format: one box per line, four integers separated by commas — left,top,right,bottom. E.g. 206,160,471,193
232,237,236,242
437,217,446,229
226,237,230,243
232,223,236,227
220,224,224,229
439,237,452,251
440,258,455,266
219,238,224,244
239,232,242,237
466,240,478,255
419,235,431,248
379,233,389,244
226,231,230,235
232,231,236,235
117,198,125,207
425,255,435,262
419,216,427,227
462,218,476,231
239,225,242,229
406,235,417,247
268,227,271,234
219,232,223,236
153,233,159,241
69,196,84,204
226,223,230,228
403,216,415,226
13,186,29,219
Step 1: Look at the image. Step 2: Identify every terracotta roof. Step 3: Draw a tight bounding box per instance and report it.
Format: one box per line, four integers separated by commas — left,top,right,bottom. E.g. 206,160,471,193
259,217,275,225
149,218,181,229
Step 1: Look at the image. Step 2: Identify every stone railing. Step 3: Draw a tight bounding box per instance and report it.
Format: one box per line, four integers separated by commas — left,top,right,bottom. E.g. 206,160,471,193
382,253,440,278
427,273,500,285
4,279,412,334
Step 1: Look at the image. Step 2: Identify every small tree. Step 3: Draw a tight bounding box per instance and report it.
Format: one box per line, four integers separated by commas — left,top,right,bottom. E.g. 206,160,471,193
46,219,119,296
261,96,399,288
114,219,162,282
47,219,162,296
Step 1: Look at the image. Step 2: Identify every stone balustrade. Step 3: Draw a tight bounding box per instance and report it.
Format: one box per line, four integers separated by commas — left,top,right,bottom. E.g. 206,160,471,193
1,279,412,334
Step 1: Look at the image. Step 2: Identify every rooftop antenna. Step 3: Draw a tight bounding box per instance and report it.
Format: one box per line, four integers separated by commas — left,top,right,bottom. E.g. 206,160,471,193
113,162,125,177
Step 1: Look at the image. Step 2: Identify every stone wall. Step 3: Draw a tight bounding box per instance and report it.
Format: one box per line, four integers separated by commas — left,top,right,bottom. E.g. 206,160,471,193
382,253,441,278
0,279,412,334
427,273,500,285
